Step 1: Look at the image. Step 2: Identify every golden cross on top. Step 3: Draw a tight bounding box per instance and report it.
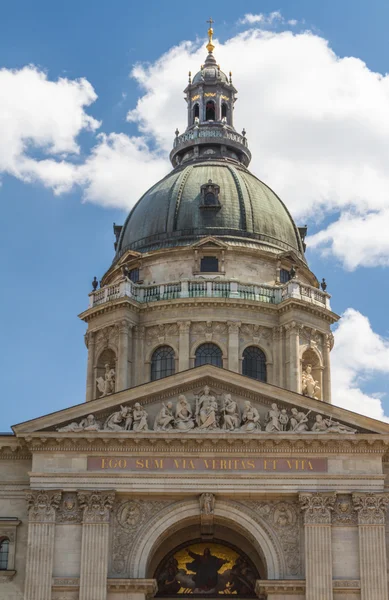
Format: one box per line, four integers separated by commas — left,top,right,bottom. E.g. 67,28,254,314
207,17,214,28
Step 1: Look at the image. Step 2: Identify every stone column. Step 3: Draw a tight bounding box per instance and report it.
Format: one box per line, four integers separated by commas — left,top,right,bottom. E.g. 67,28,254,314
78,490,115,600
117,320,132,391
24,490,62,600
352,493,389,600
133,326,145,385
85,330,96,402
227,321,241,372
299,492,336,600
322,333,333,404
178,321,191,371
285,322,300,393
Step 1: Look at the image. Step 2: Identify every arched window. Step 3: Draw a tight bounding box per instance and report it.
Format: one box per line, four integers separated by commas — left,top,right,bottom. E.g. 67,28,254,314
206,101,215,121
221,102,228,119
151,346,175,381
242,346,267,382
193,103,199,122
0,538,9,570
195,343,222,368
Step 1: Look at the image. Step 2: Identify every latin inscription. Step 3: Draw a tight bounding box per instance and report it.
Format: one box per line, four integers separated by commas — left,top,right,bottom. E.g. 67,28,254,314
87,456,327,473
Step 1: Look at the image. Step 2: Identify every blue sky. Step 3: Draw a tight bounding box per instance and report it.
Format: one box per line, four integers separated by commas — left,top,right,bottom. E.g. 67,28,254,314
1,0,389,430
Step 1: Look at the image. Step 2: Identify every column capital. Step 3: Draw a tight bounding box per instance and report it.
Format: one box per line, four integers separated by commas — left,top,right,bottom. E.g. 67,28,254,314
299,492,336,524
325,332,334,350
178,320,191,333
352,493,389,525
78,490,115,523
26,489,62,523
284,320,301,333
119,319,133,334
227,321,241,334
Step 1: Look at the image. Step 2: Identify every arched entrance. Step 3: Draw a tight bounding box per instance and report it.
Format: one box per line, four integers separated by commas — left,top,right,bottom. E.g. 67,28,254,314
128,500,285,586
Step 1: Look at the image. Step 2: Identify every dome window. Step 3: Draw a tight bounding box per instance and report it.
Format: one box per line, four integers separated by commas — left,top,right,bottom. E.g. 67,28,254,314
242,347,267,382
200,179,221,210
200,256,219,272
151,346,175,381
221,102,228,119
195,343,223,368
280,268,291,284
206,100,215,121
193,103,200,123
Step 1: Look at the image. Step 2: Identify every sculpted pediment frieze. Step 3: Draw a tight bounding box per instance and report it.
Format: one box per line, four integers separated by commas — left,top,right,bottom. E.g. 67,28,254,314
12,366,389,436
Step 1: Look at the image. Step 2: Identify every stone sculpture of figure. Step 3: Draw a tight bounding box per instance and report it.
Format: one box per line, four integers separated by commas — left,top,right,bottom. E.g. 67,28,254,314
154,402,175,431
132,403,149,432
58,414,100,432
196,386,219,430
96,364,116,398
289,408,310,432
200,492,215,515
279,409,289,431
301,365,320,399
104,406,131,431
311,414,357,434
222,394,240,431
175,395,195,431
240,401,261,432
265,403,281,432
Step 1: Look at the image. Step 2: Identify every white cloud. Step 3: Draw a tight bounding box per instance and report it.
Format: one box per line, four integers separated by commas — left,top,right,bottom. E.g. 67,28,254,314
0,66,100,190
2,24,389,268
332,308,389,421
238,12,283,26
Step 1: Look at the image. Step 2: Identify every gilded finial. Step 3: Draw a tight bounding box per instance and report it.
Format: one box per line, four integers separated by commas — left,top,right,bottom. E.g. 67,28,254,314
229,71,232,84
188,71,192,84
206,17,215,53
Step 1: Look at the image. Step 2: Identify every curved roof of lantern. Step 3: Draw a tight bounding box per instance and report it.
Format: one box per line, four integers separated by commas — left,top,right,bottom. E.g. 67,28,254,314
115,161,306,262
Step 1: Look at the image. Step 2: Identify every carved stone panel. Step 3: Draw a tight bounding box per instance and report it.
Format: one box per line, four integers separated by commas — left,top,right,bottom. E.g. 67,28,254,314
56,493,83,524
332,494,357,526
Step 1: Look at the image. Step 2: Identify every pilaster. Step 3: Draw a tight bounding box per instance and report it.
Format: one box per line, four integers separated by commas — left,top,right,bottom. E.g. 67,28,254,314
323,333,333,404
227,321,240,372
133,326,145,385
178,321,191,371
352,493,389,600
285,322,300,393
300,492,336,600
118,320,132,391
85,330,95,402
24,489,62,600
78,490,115,600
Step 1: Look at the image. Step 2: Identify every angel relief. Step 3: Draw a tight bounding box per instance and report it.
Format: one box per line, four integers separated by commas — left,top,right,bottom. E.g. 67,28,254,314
156,541,258,596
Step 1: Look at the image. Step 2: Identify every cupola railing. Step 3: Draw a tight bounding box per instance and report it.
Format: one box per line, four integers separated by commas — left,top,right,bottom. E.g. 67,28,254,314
89,278,330,310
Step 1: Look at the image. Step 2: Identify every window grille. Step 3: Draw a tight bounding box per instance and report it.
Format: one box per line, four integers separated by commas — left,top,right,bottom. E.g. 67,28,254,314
242,346,267,382
151,346,175,381
195,343,222,368
0,539,9,570
200,256,218,272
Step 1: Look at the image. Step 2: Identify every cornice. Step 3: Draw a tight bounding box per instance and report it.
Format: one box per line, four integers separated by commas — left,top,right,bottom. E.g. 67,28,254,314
0,437,31,460
20,432,389,455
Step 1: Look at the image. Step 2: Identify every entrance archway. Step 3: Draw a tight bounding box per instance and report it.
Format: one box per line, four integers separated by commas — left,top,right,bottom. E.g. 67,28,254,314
127,499,285,581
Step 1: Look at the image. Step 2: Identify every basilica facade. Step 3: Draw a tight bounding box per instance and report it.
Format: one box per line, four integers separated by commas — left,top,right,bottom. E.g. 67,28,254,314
1,23,389,600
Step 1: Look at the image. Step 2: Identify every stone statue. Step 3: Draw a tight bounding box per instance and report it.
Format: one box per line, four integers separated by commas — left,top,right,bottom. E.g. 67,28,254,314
96,364,116,398
301,365,320,399
279,409,289,431
311,414,356,434
240,401,261,432
289,408,310,432
175,395,195,431
196,386,219,430
222,394,240,431
154,402,175,431
265,403,281,432
200,492,215,515
58,414,100,432
132,403,149,432
104,406,132,431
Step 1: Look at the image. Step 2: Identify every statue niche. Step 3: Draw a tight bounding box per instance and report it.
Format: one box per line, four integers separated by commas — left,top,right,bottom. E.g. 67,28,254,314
301,348,322,400
155,540,259,596
95,348,116,398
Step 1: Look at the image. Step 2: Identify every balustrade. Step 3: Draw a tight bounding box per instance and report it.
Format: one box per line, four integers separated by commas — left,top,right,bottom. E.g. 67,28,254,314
89,278,330,310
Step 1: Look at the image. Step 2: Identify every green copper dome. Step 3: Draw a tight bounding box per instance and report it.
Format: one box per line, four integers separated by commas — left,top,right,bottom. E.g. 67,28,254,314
115,161,306,261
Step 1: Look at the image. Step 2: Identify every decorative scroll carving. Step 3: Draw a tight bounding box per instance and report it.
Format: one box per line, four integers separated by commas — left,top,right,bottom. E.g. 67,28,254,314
146,323,179,345
239,499,301,576
95,325,119,354
352,493,389,525
299,493,336,524
299,326,322,349
56,493,82,524
112,499,173,574
77,490,115,523
240,324,272,342
332,494,358,526
26,490,62,523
